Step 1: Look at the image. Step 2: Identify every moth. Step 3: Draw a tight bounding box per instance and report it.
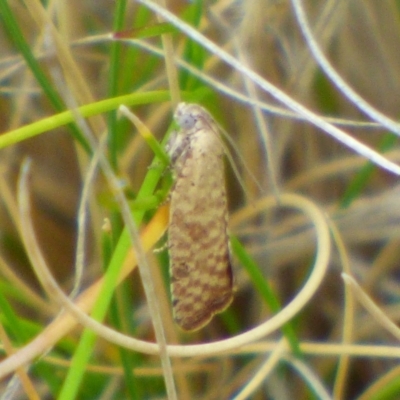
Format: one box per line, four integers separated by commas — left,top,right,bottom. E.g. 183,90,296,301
167,102,233,331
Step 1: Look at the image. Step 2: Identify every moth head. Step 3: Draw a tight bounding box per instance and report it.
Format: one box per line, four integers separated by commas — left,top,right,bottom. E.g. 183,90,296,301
174,102,198,130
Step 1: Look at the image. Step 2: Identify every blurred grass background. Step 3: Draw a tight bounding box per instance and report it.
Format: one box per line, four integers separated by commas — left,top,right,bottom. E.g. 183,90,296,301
1,0,400,399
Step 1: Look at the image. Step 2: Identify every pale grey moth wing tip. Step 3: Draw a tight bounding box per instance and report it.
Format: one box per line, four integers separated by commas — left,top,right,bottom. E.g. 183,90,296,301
174,288,234,332
172,258,234,331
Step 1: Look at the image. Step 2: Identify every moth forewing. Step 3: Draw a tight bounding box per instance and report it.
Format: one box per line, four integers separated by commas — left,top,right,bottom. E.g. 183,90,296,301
167,103,233,331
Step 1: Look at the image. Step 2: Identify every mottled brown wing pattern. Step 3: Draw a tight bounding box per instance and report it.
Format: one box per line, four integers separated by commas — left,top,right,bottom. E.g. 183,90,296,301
167,103,233,331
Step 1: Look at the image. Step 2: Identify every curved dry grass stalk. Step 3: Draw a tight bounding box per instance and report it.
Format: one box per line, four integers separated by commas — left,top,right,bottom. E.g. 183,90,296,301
291,0,400,136
139,0,400,176
2,0,400,398
285,355,333,400
342,274,400,342
0,187,329,379
233,339,286,400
